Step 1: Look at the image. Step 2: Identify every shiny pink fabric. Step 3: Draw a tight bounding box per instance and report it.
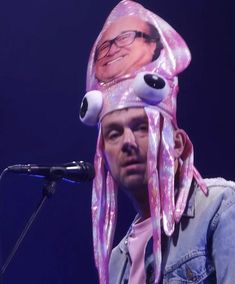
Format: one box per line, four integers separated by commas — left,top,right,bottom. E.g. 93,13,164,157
174,135,194,222
92,128,117,284
86,1,191,98
145,108,161,283
87,1,208,283
144,107,200,283
86,0,191,126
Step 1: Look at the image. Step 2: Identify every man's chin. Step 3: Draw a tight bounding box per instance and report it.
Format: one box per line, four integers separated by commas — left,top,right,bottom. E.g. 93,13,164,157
98,66,130,83
121,175,147,191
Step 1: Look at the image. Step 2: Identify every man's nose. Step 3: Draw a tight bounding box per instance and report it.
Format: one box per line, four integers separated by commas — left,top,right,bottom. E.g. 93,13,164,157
122,128,137,153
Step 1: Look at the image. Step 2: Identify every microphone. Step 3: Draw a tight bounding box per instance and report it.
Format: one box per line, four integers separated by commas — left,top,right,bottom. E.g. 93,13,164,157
7,161,95,183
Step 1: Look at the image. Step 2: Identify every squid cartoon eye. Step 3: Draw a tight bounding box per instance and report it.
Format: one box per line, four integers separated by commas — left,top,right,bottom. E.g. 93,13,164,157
79,90,103,126
133,72,170,104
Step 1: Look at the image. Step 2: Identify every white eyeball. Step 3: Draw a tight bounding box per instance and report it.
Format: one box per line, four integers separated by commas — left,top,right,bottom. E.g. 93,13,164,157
133,72,170,104
79,90,103,126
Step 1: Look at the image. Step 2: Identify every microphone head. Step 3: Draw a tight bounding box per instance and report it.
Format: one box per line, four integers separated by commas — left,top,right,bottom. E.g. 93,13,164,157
51,161,95,182
73,161,95,181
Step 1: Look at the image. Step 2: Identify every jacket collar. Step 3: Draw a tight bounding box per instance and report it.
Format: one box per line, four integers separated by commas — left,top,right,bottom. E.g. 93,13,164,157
182,179,198,218
118,180,198,254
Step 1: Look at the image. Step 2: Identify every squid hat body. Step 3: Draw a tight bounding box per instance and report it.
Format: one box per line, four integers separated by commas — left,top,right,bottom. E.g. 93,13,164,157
79,1,208,283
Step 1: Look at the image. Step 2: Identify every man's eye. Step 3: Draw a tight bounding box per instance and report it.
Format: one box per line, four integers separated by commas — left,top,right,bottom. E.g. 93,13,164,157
118,34,129,41
117,33,132,44
134,123,148,132
107,130,120,141
98,42,109,52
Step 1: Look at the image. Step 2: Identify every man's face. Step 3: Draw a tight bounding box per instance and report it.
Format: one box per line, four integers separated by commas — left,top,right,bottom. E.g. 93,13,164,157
102,108,148,192
95,16,157,83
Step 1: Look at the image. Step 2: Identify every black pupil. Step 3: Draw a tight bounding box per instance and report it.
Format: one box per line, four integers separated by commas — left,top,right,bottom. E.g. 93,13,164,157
144,74,165,89
80,97,88,118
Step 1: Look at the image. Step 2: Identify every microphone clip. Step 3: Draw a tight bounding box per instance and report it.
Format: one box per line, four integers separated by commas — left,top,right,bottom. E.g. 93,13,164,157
43,178,58,198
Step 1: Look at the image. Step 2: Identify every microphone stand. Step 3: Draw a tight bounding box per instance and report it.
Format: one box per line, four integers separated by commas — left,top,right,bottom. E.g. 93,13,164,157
1,178,58,275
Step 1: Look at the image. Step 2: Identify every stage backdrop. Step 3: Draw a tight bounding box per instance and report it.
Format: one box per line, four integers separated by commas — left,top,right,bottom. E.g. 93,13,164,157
0,0,234,283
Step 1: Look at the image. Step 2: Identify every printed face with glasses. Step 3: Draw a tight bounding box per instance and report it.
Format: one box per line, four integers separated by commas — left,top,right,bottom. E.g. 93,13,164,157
94,16,159,83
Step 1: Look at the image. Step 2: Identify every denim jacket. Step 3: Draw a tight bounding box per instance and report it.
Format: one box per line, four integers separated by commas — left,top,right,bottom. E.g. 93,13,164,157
109,178,235,283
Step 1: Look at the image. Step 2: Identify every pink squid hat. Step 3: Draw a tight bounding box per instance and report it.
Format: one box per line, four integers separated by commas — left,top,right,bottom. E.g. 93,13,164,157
79,1,208,283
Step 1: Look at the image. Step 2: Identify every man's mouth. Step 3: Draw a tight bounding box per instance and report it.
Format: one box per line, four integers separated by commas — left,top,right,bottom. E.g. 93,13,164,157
121,159,143,168
104,56,124,66
122,162,145,175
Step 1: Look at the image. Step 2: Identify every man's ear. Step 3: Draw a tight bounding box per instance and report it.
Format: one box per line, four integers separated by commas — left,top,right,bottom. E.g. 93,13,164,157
173,129,187,159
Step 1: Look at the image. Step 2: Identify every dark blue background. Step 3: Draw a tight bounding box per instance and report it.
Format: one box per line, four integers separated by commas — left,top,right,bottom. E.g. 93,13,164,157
0,0,234,283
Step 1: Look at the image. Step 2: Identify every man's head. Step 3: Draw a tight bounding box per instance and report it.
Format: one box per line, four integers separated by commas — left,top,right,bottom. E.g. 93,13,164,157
102,108,149,193
95,16,162,83
102,107,186,197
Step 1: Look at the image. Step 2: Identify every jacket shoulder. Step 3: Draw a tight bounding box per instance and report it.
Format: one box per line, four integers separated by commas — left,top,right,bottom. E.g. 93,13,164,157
204,177,235,190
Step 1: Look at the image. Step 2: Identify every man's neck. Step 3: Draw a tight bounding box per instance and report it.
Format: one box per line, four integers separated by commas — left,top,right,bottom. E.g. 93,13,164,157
124,187,150,222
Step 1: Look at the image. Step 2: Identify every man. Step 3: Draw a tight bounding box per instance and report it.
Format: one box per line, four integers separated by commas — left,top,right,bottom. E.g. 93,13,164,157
94,16,162,83
101,108,186,221
80,1,235,283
